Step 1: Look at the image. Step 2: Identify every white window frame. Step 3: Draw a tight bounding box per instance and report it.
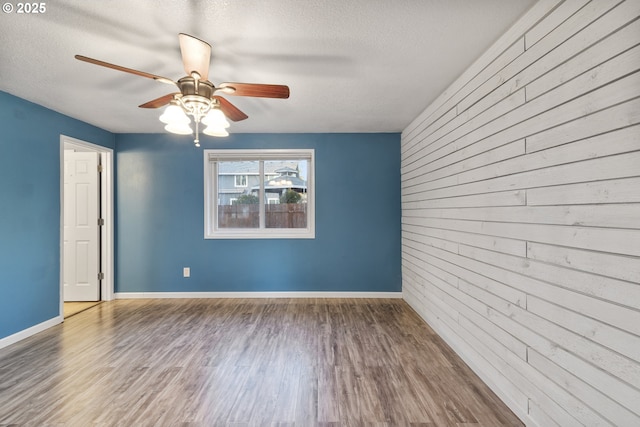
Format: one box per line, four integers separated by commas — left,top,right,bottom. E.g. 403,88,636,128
234,175,248,188
204,149,315,239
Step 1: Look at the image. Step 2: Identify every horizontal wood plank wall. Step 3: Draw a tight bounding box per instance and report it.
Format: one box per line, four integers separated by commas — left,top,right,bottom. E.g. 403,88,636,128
400,1,640,426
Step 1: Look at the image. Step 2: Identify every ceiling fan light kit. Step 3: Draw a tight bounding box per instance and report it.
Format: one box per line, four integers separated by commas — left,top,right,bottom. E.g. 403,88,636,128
203,127,229,138
75,33,289,147
159,102,190,125
164,121,193,136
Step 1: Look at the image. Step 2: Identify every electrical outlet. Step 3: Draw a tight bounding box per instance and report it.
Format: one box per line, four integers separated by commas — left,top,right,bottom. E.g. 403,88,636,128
183,267,190,278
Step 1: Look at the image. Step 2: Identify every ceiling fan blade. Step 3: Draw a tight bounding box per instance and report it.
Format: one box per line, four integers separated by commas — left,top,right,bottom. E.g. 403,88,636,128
179,33,211,80
214,96,248,121
75,55,177,87
138,93,179,109
218,83,290,99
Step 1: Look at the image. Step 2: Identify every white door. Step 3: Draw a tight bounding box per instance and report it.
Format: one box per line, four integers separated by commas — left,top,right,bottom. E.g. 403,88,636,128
64,151,100,301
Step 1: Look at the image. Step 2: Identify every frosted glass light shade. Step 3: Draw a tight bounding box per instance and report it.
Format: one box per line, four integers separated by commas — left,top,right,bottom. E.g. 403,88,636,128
164,122,193,135
203,126,229,137
202,108,230,128
159,104,190,124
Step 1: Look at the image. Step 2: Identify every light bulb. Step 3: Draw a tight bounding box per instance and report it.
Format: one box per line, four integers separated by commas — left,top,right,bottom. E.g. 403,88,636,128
159,104,190,124
164,122,193,135
202,108,230,128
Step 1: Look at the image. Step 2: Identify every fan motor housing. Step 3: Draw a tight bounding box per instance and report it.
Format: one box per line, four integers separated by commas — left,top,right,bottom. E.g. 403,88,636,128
178,76,215,99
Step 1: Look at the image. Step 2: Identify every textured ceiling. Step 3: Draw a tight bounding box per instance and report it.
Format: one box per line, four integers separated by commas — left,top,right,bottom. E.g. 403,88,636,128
0,0,535,134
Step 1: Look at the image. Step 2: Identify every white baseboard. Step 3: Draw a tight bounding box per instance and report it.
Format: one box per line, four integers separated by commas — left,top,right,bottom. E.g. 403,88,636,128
115,291,403,299
0,316,62,350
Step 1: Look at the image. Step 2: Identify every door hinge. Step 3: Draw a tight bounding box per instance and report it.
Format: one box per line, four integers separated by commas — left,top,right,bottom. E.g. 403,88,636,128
98,218,105,226
98,164,103,173
98,272,104,281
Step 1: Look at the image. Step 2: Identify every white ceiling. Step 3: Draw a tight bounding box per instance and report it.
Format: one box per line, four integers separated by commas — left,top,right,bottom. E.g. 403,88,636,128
0,0,535,134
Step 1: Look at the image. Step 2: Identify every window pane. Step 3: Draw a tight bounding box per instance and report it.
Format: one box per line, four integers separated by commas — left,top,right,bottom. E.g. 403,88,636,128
264,160,308,229
217,161,259,228
205,149,314,239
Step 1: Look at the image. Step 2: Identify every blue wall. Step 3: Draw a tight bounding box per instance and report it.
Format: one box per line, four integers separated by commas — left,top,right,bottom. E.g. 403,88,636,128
0,91,115,340
0,89,402,342
116,133,401,293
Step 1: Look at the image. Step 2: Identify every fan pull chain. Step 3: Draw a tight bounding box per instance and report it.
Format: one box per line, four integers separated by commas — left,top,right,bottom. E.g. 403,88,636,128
194,120,200,147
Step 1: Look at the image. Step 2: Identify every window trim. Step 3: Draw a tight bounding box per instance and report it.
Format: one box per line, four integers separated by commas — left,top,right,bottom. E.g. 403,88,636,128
204,149,315,239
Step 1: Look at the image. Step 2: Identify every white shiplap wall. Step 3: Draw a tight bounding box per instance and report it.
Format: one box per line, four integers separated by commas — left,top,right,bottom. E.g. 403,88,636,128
401,1,640,426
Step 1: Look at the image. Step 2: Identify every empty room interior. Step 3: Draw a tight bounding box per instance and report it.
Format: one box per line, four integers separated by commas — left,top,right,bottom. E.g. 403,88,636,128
1,0,639,425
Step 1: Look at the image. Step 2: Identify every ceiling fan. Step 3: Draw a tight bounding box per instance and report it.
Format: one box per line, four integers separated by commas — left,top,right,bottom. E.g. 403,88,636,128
75,33,290,146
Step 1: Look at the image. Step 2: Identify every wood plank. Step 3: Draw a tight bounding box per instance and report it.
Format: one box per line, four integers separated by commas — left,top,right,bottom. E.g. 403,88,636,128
404,211,640,257
528,399,563,427
407,204,640,229
458,278,640,393
440,217,640,258
403,189,526,210
524,0,590,49
403,231,459,255
404,244,526,318
457,0,628,113
527,19,640,100
405,109,638,191
403,88,525,171
402,269,461,327
430,89,526,163
404,261,528,362
402,240,526,308
460,243,640,311
402,139,525,188
403,70,640,180
527,296,640,371
402,107,457,158
526,42,640,111
526,98,640,153
402,223,526,256
404,239,640,335
403,151,640,203
527,241,640,283
527,176,640,206
528,349,640,426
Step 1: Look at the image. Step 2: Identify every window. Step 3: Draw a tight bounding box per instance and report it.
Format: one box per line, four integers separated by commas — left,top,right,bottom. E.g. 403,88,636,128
204,149,315,239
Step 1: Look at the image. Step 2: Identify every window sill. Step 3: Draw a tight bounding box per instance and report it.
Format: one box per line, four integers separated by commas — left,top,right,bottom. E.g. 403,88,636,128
205,228,315,239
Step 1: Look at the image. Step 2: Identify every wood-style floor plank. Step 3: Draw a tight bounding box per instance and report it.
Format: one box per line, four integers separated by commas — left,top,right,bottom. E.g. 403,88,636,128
0,299,523,426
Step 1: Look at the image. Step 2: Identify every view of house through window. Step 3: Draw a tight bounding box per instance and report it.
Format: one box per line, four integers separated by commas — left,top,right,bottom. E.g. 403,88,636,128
218,161,260,228
205,150,315,239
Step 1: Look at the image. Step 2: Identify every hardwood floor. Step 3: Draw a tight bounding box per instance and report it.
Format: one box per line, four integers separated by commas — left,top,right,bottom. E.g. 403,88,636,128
0,299,523,426
63,301,102,318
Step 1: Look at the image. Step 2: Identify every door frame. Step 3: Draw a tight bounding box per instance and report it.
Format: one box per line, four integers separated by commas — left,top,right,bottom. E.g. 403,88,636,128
59,135,114,317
